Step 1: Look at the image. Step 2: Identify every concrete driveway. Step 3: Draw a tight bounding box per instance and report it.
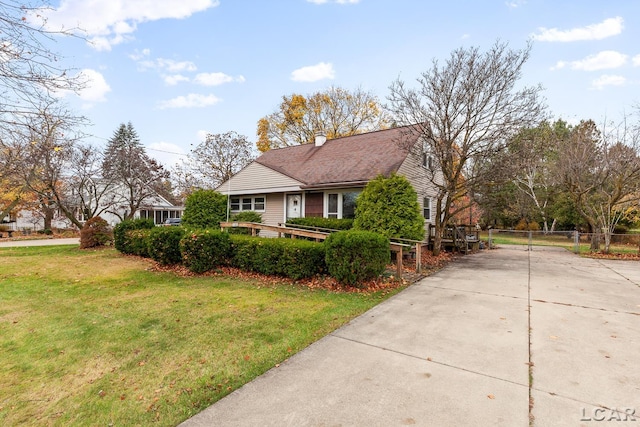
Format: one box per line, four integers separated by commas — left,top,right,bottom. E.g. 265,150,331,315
181,245,639,427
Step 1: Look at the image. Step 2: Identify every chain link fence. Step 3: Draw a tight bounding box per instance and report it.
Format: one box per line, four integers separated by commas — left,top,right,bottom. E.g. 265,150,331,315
486,229,640,254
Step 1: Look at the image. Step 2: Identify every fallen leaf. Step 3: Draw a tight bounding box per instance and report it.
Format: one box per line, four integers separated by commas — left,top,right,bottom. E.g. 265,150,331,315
499,317,506,320
487,394,495,399
549,335,558,340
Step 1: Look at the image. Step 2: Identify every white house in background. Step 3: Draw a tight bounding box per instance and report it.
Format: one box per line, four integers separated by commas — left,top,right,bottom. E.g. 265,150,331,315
216,125,440,235
4,186,183,231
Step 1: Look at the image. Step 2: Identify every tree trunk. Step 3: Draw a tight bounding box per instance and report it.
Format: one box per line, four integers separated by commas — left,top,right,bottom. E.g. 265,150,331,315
43,208,54,230
590,225,601,252
432,231,443,256
603,230,612,254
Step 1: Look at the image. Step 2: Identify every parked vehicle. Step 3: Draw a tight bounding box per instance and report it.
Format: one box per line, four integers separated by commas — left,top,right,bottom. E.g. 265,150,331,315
163,218,181,226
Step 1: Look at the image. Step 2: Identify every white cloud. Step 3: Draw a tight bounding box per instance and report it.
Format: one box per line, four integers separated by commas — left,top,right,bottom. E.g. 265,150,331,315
128,48,151,61
633,55,640,67
590,74,626,90
194,72,245,86
291,62,335,82
552,51,628,71
146,142,187,167
196,130,209,142
532,16,623,42
163,74,190,86
505,0,526,9
157,93,221,109
40,0,220,51
156,58,197,73
78,69,111,102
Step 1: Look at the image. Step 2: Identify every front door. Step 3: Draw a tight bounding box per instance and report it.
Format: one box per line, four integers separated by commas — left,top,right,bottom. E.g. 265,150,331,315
286,194,302,219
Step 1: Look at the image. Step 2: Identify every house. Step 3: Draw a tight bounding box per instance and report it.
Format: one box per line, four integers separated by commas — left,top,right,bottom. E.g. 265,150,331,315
217,125,439,235
4,184,183,232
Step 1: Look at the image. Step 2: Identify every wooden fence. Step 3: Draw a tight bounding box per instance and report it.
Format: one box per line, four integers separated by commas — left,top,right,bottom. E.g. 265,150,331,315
219,222,425,279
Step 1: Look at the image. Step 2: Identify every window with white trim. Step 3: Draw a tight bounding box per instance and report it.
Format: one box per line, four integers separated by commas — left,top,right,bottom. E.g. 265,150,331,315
230,195,266,212
325,191,360,219
423,197,431,220
421,140,434,170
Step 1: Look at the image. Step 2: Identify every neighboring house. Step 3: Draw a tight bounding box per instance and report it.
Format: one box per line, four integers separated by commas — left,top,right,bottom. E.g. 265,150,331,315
5,185,183,231
216,125,440,235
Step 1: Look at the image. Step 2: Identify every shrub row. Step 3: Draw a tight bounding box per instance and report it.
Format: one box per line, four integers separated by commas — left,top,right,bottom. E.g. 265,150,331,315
180,230,231,273
325,230,390,287
230,235,326,280
114,220,390,286
114,218,155,253
285,217,354,231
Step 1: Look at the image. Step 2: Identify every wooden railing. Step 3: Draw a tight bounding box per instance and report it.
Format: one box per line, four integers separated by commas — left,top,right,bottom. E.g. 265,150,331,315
429,224,480,253
219,222,425,279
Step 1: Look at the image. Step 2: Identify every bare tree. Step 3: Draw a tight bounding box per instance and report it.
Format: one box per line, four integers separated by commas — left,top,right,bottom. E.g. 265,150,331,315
16,100,87,229
65,144,119,222
557,119,640,252
257,86,390,152
387,41,546,254
175,131,255,192
0,0,84,132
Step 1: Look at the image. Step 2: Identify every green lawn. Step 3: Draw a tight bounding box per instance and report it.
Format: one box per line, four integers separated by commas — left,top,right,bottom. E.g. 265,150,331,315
484,231,640,255
0,245,402,426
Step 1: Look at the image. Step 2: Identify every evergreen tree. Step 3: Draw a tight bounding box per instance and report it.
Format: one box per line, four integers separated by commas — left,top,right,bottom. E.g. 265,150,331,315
102,122,170,220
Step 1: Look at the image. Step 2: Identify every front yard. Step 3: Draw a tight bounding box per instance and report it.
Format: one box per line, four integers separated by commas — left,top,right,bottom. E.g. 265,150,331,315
0,245,402,426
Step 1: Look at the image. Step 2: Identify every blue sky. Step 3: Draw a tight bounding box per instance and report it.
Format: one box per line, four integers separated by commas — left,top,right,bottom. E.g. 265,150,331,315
40,0,640,167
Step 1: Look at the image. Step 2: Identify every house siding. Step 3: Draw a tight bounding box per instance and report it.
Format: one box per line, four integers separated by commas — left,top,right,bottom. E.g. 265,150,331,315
221,163,302,194
397,148,440,234
260,193,285,237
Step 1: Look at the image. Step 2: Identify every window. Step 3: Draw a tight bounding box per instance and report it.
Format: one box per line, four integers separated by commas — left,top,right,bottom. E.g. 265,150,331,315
423,197,431,220
422,152,433,169
421,140,434,170
230,196,266,212
254,197,265,211
342,192,358,219
325,191,360,219
327,194,339,219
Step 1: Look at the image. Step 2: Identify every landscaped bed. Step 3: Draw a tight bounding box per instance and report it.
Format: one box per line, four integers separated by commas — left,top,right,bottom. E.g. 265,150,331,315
0,245,419,426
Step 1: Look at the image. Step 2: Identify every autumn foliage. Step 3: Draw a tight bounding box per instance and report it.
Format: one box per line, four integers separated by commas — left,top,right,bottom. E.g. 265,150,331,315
79,216,113,249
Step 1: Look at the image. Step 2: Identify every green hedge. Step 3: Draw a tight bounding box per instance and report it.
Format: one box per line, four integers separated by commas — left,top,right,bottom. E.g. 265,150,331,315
147,227,185,265
181,190,227,229
230,235,325,280
228,211,263,235
286,217,354,231
180,230,232,273
325,230,390,287
113,218,155,253
126,229,152,258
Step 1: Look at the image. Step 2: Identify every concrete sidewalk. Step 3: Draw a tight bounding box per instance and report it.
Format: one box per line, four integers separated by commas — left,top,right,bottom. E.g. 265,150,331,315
180,246,640,427
0,238,79,247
